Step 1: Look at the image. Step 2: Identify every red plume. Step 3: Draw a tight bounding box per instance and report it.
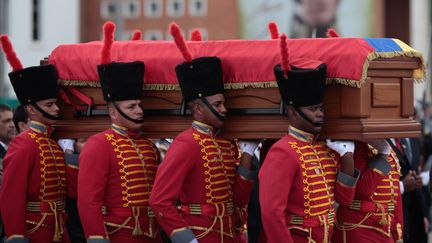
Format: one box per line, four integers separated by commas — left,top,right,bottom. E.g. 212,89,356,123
169,22,193,62
0,35,23,71
279,33,290,72
268,22,279,39
131,30,142,41
190,29,202,41
326,28,340,38
100,21,116,65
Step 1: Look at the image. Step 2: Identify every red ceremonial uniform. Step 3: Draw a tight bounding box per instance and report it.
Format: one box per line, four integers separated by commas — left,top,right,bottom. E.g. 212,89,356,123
332,142,403,243
150,121,254,243
259,126,358,243
78,124,161,243
0,121,69,242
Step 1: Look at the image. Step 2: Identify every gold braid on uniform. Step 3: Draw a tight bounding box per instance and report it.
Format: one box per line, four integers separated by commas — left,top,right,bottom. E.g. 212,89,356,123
186,132,237,240
104,131,158,238
335,151,401,239
26,128,67,242
287,140,337,242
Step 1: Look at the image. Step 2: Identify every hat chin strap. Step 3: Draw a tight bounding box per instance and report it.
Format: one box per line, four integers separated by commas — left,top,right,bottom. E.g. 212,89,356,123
113,102,144,124
200,97,226,122
31,102,61,120
293,106,322,127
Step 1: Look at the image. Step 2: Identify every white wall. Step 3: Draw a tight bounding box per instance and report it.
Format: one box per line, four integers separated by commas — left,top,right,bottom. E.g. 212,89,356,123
410,0,431,108
1,0,80,98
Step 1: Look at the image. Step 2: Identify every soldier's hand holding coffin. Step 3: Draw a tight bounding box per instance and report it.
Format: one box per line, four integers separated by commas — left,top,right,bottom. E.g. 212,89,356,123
326,139,355,156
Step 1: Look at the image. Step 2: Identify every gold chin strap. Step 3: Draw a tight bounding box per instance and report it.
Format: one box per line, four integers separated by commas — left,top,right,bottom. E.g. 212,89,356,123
132,206,144,236
49,202,63,242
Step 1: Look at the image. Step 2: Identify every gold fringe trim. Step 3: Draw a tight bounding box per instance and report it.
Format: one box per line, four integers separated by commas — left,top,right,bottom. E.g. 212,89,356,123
59,50,425,90
325,78,362,88
326,50,426,88
143,84,180,91
59,80,279,90
224,81,278,89
59,80,100,87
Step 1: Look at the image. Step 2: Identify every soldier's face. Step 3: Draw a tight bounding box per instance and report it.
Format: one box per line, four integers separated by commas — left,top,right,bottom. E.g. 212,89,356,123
288,103,324,135
0,110,16,144
112,99,144,130
298,103,324,134
30,98,59,125
200,93,227,129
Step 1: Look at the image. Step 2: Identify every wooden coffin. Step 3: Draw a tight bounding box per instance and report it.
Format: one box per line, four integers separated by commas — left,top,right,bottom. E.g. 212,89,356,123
50,39,424,139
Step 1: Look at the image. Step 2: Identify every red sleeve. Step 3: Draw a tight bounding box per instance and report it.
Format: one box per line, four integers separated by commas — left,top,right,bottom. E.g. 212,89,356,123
66,166,78,198
334,174,357,206
355,170,386,200
394,189,404,240
353,143,388,200
232,174,253,207
149,135,195,236
77,135,110,239
259,144,296,243
64,153,79,198
232,142,253,207
0,135,35,237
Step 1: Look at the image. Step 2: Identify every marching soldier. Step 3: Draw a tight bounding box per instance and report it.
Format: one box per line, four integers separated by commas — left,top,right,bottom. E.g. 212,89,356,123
77,22,161,243
258,33,360,243
0,35,70,242
149,23,258,243
332,141,404,243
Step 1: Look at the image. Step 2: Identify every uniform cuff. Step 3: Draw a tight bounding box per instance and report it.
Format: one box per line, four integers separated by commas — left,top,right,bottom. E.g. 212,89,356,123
88,236,109,243
399,181,405,194
6,235,29,243
367,156,391,175
171,228,195,243
237,164,258,181
87,239,109,243
64,153,79,167
337,169,360,187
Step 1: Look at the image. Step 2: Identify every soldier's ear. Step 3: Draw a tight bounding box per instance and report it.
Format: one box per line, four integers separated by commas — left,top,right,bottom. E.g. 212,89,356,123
108,106,117,120
285,105,293,117
286,105,299,121
25,105,36,116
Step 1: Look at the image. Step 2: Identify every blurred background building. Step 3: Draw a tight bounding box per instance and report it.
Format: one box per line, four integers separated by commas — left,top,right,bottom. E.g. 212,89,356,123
0,0,430,109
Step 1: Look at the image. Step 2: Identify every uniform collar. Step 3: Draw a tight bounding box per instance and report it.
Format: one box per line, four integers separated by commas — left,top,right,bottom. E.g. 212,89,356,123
30,120,52,136
288,126,315,143
111,123,140,138
192,121,220,137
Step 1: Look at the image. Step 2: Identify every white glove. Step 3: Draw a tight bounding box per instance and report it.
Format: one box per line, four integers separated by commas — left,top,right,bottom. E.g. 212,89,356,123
189,239,199,243
326,139,355,156
365,140,391,155
58,139,75,153
238,140,259,156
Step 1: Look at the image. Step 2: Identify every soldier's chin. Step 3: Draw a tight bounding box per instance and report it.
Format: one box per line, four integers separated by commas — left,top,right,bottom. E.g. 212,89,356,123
313,121,324,127
312,123,323,133
135,118,144,124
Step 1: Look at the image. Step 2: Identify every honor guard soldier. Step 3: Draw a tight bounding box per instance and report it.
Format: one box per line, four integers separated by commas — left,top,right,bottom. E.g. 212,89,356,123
77,22,161,243
258,34,361,243
0,35,70,242
332,141,404,243
150,23,258,243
